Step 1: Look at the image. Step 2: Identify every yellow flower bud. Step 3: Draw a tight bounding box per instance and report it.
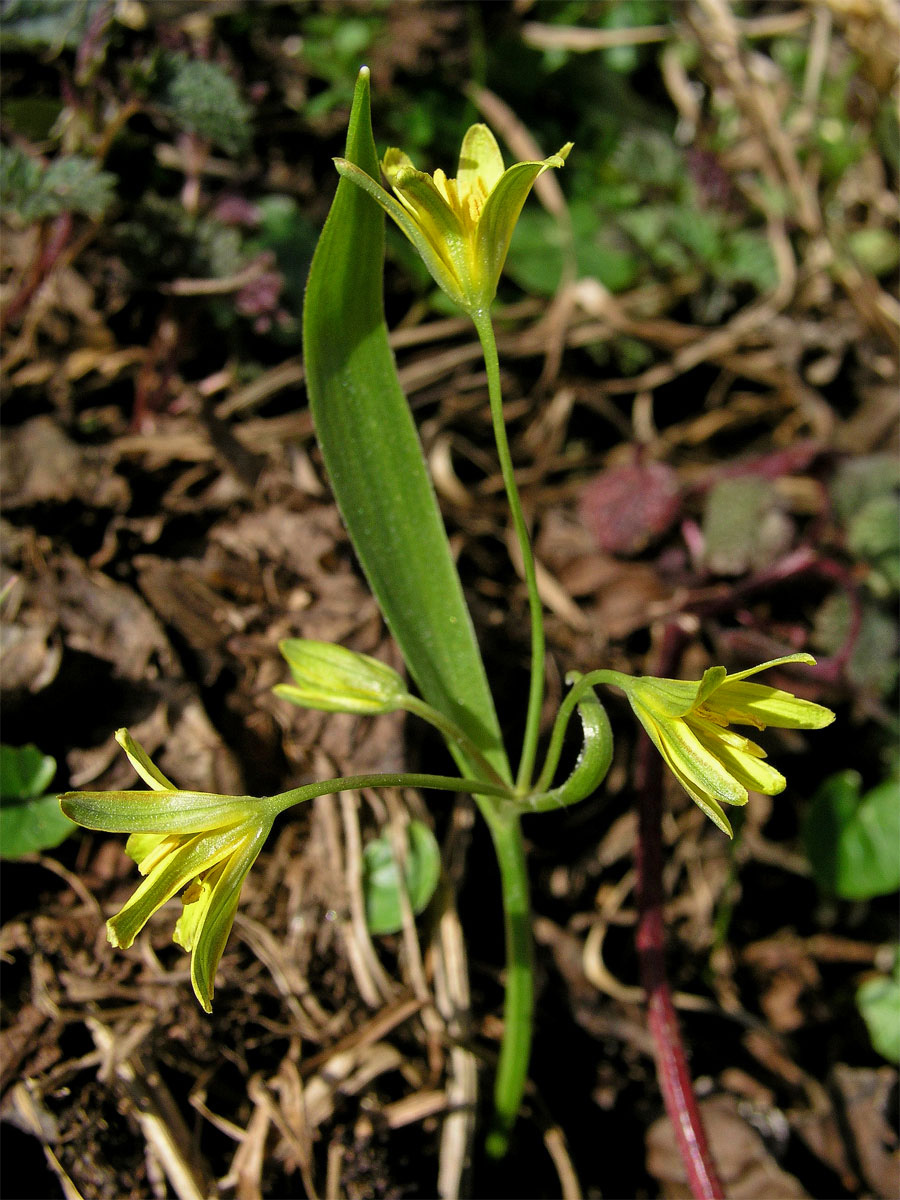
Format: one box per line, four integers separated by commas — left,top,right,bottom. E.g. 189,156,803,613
274,639,409,714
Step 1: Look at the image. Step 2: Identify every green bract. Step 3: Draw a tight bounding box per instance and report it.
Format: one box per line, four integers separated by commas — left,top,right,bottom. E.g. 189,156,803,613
608,654,835,836
59,729,278,1012
334,122,572,314
275,639,409,714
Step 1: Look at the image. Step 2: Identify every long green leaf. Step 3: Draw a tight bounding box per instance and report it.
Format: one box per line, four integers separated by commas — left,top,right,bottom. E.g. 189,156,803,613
303,68,509,782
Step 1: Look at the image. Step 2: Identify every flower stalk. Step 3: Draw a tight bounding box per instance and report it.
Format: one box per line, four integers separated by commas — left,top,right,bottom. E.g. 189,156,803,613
470,308,546,795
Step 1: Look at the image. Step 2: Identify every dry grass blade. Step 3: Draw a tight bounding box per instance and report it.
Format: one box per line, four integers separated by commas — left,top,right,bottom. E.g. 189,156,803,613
522,8,810,54
543,1124,582,1200
233,913,327,1039
522,21,671,52
381,1088,451,1128
434,801,478,1200
220,1086,271,1200
336,789,396,1005
87,1020,212,1200
7,1083,86,1200
384,789,431,1003
299,995,424,1079
506,526,590,632
303,1042,404,1127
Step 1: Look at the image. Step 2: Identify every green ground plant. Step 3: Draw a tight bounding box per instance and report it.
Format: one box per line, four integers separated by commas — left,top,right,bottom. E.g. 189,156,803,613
59,69,834,1160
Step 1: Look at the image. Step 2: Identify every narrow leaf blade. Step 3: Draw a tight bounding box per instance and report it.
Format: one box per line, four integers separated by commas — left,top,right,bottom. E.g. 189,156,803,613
303,68,508,781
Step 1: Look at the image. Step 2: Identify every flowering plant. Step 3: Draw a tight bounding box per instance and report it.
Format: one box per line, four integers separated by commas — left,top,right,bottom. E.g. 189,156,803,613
62,69,834,1161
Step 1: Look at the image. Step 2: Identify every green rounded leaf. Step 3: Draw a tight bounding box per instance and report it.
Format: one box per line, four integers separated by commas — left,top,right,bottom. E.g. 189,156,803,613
856,950,900,1063
362,819,441,936
1,743,56,799
0,744,74,859
803,771,900,900
1,794,74,859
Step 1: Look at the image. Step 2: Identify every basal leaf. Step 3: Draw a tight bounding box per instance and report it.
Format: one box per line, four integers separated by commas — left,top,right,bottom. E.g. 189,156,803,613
302,68,509,782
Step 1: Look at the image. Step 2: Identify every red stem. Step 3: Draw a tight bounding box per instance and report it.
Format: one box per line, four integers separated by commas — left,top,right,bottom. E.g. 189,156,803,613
635,624,725,1200
0,211,73,332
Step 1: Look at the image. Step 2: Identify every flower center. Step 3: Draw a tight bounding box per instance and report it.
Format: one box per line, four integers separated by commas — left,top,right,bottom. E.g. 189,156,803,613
432,168,489,231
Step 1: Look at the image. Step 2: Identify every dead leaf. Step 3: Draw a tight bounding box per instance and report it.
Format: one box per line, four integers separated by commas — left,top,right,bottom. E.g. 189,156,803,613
646,1094,808,1198
832,1063,900,1199
0,416,129,511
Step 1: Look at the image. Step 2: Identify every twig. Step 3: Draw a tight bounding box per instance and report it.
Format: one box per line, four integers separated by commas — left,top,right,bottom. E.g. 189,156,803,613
522,9,810,54
522,22,670,52
634,623,724,1200
161,256,273,296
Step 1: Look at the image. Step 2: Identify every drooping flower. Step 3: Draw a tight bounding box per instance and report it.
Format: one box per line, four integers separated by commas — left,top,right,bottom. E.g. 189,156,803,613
59,730,279,1012
334,123,572,314
609,653,835,835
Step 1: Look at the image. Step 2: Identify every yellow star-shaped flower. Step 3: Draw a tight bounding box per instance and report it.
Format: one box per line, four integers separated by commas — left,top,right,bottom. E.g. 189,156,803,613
335,123,571,314
610,653,835,835
60,729,278,1012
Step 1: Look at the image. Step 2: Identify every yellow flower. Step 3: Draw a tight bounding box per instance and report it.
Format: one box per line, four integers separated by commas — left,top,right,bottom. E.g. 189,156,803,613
610,653,835,836
59,729,278,1012
335,123,572,313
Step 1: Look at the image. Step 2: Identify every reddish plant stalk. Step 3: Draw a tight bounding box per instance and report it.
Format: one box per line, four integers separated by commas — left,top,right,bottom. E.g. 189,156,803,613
634,624,724,1200
0,211,74,332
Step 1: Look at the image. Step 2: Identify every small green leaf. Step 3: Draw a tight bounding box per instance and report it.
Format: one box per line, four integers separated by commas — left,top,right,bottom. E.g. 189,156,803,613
0,744,56,799
506,202,638,296
2,97,64,141
41,155,116,219
362,820,441,936
716,230,777,292
702,477,792,575
0,144,116,222
857,950,900,1063
803,771,900,900
812,594,899,696
1,794,74,859
847,495,900,595
160,56,251,156
0,0,94,50
0,744,74,859
846,228,900,278
830,455,900,523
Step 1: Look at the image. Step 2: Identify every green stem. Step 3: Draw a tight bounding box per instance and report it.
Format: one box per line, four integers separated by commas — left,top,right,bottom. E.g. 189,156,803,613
402,694,510,790
479,805,533,1158
535,669,624,793
272,771,513,815
471,308,545,794
274,765,534,1153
